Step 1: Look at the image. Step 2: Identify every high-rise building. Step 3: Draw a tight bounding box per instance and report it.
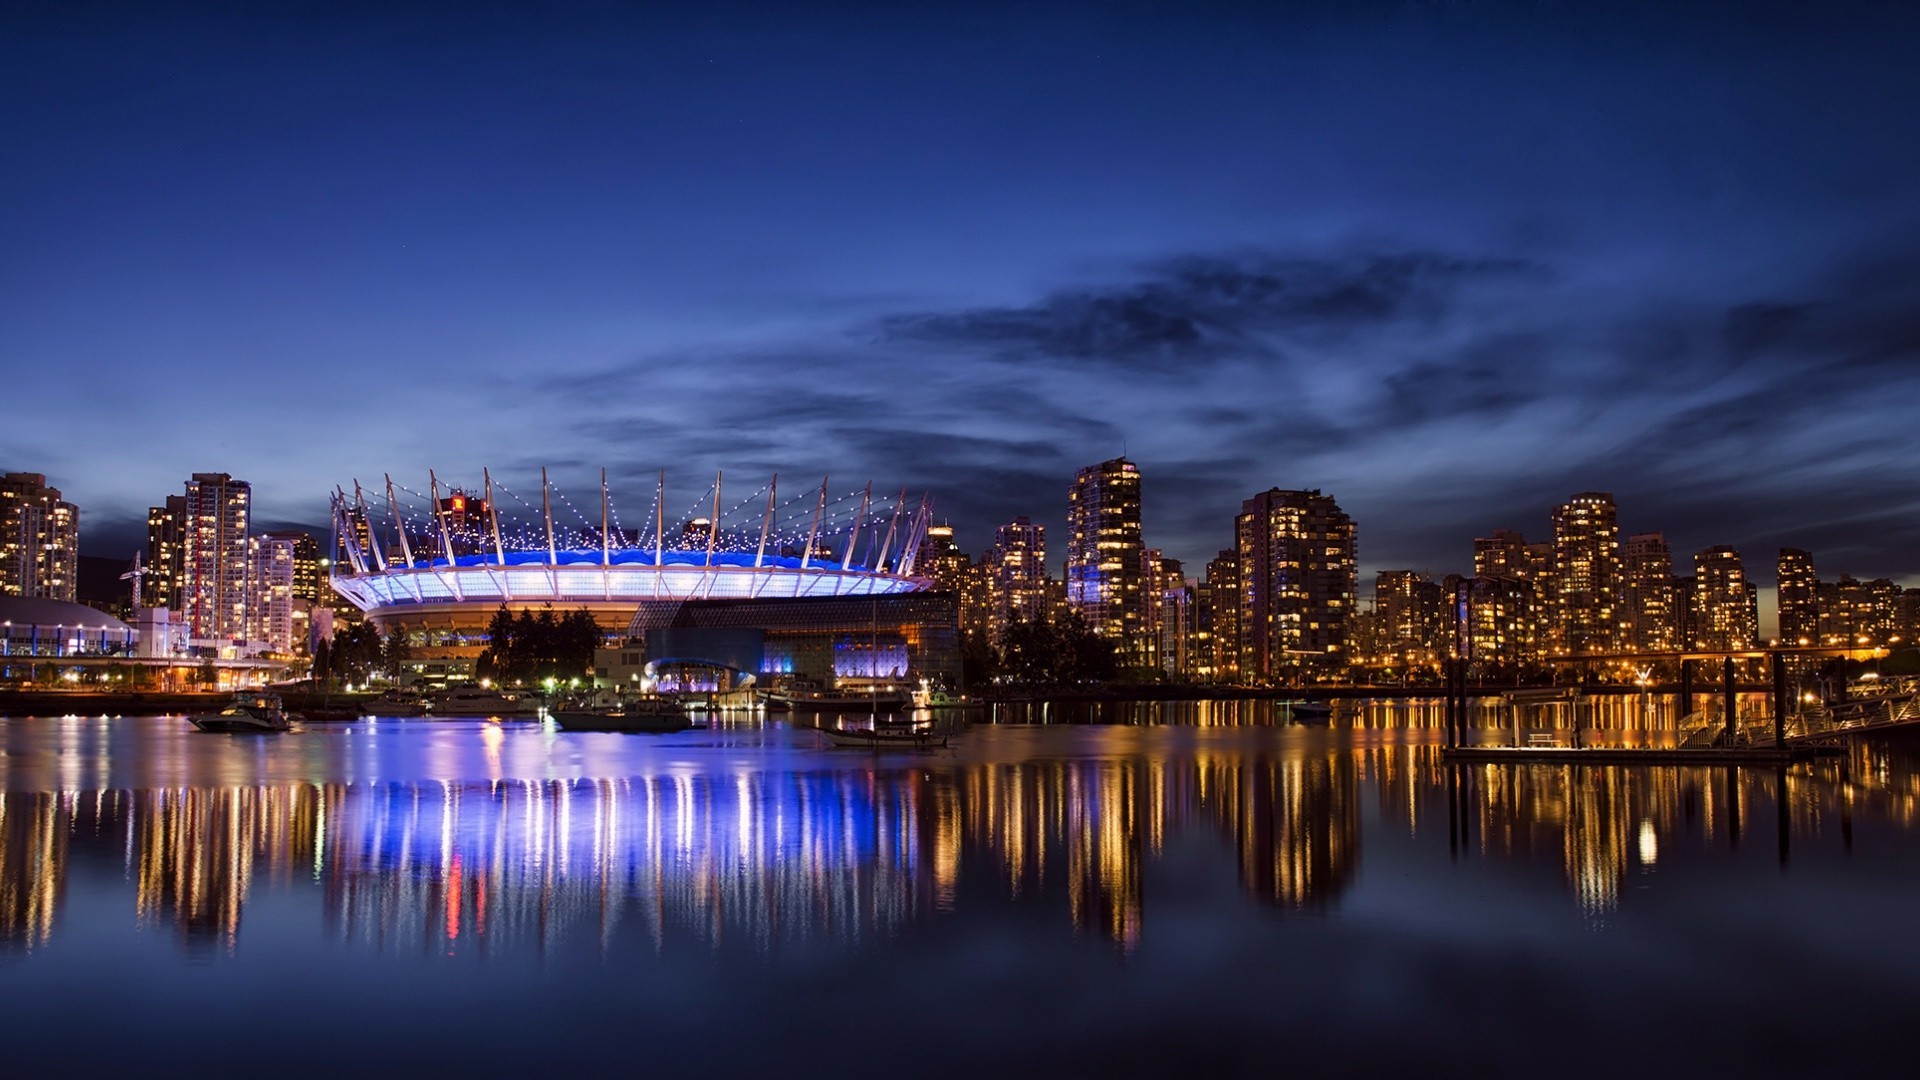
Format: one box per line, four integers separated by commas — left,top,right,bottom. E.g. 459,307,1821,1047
1691,546,1757,650
1372,571,1450,673
1622,532,1677,651
1198,550,1240,683
1235,489,1356,679
1146,553,1191,677
0,473,79,602
1548,492,1624,655
1777,549,1819,647
145,496,188,610
984,516,1049,641
1817,575,1902,647
1458,574,1538,671
246,534,296,654
1473,529,1546,580
921,523,991,641
180,473,253,640
265,531,326,605
1065,458,1145,661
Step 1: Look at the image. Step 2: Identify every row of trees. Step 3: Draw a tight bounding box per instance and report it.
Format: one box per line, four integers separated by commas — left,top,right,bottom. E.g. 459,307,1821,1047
476,605,603,684
963,610,1119,688
311,622,407,686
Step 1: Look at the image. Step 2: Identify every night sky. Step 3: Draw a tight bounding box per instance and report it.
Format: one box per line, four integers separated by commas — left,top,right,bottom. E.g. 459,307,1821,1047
7,1,1918,597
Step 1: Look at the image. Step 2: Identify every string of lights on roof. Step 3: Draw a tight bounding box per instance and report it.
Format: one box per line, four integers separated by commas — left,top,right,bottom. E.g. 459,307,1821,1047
327,469,934,591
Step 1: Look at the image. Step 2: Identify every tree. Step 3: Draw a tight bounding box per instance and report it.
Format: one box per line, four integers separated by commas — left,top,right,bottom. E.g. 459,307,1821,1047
382,626,410,683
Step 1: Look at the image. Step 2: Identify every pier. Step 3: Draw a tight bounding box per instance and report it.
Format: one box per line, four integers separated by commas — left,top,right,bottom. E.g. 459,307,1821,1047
1441,643,1898,763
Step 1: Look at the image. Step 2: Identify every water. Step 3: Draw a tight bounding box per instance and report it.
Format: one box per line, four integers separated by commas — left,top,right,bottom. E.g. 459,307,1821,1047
3,704,1919,1076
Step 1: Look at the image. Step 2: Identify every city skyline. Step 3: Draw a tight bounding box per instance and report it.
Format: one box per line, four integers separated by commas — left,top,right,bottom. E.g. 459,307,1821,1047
5,3,1920,587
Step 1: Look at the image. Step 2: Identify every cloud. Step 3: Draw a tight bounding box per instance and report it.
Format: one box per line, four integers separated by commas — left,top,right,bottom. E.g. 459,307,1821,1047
878,251,1542,374
354,239,1920,584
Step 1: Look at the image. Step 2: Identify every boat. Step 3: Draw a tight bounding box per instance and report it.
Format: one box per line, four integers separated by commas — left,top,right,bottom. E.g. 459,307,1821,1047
427,685,543,717
360,689,431,717
1287,700,1334,723
551,695,694,733
816,722,951,749
767,686,914,712
189,691,293,733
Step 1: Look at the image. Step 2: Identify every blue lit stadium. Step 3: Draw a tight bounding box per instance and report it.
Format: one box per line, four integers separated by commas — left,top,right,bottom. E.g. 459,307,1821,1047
328,470,956,686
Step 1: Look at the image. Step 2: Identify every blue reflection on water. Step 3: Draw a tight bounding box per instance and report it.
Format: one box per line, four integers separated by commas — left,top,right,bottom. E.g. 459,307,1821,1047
2,712,1919,1076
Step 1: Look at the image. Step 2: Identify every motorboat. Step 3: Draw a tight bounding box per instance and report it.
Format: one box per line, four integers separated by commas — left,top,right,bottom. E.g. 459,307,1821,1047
427,686,543,717
190,692,293,733
551,695,693,733
360,689,431,717
1287,700,1335,724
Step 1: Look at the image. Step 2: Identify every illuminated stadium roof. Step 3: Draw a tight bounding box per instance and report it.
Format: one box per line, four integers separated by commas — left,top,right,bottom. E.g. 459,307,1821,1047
328,469,932,610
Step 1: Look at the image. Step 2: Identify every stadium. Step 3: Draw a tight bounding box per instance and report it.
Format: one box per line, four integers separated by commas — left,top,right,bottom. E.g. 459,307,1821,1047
327,469,959,690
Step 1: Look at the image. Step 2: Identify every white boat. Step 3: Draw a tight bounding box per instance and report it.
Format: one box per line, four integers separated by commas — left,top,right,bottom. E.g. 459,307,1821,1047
190,691,293,733
360,689,431,717
427,686,543,717
767,686,914,712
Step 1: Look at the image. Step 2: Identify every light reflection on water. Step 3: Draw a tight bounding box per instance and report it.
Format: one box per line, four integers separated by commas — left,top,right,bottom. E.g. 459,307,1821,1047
4,705,1920,1074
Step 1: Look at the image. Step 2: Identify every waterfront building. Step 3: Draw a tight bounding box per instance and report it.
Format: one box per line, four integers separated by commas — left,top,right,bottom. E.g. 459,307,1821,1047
179,473,252,640
144,496,188,610
1548,492,1625,655
1777,549,1819,646
1372,571,1450,675
1065,458,1146,663
1148,554,1192,678
1690,546,1757,650
1817,575,1902,647
0,473,78,603
1234,489,1356,680
920,523,988,637
264,531,326,606
1199,550,1240,683
1622,533,1677,652
983,516,1050,642
1459,575,1538,672
246,534,297,655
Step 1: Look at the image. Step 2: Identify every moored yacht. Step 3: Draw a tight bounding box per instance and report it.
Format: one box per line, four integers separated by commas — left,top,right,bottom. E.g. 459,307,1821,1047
427,685,543,717
189,691,294,733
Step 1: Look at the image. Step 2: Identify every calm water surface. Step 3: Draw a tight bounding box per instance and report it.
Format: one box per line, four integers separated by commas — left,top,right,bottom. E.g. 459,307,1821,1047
3,703,1918,1077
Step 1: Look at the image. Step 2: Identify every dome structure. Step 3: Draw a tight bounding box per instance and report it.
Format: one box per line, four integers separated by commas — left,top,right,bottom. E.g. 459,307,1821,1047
0,595,131,632
0,595,138,661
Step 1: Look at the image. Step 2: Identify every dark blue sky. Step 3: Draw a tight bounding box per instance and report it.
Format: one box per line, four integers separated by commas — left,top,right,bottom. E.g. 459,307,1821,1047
6,1,1918,592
